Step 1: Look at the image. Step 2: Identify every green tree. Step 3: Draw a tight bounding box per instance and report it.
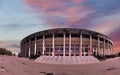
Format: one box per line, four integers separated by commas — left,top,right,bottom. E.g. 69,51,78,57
0,48,12,56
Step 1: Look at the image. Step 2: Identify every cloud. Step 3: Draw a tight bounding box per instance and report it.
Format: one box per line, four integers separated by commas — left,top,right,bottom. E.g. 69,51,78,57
0,40,20,53
90,13,120,35
23,0,120,51
23,0,67,10
23,0,90,28
23,0,120,29
0,41,8,47
108,29,120,52
72,0,83,3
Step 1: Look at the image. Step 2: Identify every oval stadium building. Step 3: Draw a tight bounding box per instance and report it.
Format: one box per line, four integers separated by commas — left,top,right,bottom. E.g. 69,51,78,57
20,28,114,59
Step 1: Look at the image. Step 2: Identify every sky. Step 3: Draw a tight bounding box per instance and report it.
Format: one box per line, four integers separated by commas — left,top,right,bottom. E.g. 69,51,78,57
0,0,120,53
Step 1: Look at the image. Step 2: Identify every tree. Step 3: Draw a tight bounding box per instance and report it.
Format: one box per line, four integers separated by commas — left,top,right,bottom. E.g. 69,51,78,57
0,48,12,56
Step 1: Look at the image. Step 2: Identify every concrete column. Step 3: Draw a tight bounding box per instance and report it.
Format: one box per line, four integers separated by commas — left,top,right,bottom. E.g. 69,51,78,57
103,39,105,56
110,44,112,55
25,45,27,57
34,37,37,56
110,44,113,55
69,34,71,56
80,34,82,56
108,43,110,55
107,42,109,55
28,39,31,58
90,35,92,56
52,34,55,56
24,43,26,57
111,45,114,54
63,34,65,56
97,37,100,56
105,42,108,55
42,36,45,55
104,42,106,55
107,43,109,55
109,44,111,55
25,43,27,57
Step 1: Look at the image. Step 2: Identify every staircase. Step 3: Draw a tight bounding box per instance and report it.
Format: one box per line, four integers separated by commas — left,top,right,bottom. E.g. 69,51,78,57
35,56,99,64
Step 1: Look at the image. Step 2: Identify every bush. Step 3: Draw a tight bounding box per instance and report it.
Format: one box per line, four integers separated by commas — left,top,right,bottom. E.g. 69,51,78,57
0,48,12,56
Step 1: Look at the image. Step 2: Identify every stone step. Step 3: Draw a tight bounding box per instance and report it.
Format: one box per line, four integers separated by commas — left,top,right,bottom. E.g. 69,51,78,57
35,56,99,64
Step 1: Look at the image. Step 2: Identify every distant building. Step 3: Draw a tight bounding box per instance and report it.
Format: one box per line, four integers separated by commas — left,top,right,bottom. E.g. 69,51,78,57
20,28,114,58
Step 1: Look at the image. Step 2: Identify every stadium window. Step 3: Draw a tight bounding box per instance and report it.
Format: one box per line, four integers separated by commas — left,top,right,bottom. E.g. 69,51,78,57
31,38,35,41
37,36,43,40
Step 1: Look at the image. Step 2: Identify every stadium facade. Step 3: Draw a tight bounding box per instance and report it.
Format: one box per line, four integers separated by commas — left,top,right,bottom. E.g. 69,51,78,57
20,28,114,58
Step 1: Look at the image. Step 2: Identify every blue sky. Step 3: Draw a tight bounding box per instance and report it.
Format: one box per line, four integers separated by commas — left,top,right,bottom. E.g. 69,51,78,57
0,0,46,41
0,0,46,53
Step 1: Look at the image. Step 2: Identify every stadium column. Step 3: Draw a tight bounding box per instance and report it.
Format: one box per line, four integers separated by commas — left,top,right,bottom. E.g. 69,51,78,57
109,43,111,55
42,36,45,55
63,34,65,56
111,44,113,55
111,45,113,55
112,45,113,54
34,37,37,56
108,43,110,55
52,34,55,56
80,34,82,56
25,43,27,57
97,37,100,56
28,39,31,58
103,39,105,56
69,33,71,56
107,41,109,55
110,44,112,55
107,43,109,55
90,35,92,56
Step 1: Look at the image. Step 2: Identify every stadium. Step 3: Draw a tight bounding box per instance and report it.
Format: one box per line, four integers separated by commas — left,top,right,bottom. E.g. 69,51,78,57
20,28,114,64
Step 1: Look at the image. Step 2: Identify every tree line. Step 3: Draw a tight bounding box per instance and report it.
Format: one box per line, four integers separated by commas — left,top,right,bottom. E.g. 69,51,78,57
0,48,12,56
